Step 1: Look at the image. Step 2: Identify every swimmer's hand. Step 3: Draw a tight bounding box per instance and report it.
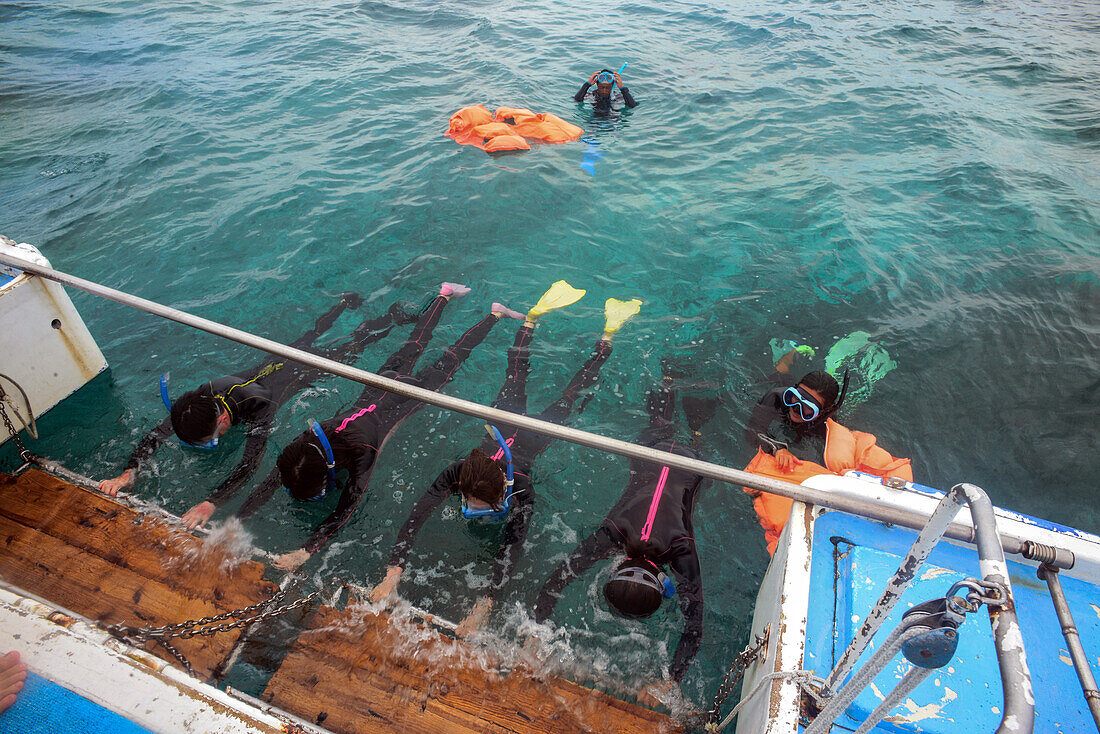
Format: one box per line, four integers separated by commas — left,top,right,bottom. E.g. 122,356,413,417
0,651,27,714
636,679,682,710
339,291,363,309
274,548,311,572
614,72,624,87
775,449,803,473
181,501,216,530
456,597,493,639
369,566,403,603
99,469,135,497
587,71,598,84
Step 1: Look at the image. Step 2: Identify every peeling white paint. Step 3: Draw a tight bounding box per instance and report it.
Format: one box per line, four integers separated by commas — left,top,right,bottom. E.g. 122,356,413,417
1058,651,1072,666
919,567,955,581
883,686,958,724
1091,603,1100,621
869,682,886,702
1003,713,1020,731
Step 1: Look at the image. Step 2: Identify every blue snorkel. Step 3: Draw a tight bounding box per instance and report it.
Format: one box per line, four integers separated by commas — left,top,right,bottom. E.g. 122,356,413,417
299,419,336,501
461,424,514,521
159,373,219,450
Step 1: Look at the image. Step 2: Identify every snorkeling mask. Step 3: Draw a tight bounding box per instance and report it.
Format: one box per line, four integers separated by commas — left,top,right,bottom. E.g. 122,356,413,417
461,424,514,522
160,373,220,449
595,71,615,85
782,385,823,422
288,419,336,501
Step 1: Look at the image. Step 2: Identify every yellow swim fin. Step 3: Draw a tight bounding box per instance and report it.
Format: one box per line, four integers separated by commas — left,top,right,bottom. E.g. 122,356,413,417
604,298,642,334
526,280,586,320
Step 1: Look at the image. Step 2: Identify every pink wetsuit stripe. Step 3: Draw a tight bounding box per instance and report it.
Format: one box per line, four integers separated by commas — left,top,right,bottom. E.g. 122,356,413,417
639,465,671,542
335,403,375,432
492,436,515,461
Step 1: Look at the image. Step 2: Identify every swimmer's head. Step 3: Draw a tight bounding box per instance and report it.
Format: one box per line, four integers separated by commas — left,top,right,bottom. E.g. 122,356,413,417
787,371,839,423
170,391,227,447
595,69,615,96
458,448,507,509
603,557,671,619
277,433,331,500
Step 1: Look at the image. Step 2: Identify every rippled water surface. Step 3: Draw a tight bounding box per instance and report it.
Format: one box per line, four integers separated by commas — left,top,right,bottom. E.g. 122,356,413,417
2,0,1098,709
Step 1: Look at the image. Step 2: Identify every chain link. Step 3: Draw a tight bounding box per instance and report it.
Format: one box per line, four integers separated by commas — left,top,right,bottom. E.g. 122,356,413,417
108,586,325,676
706,627,770,725
0,397,34,463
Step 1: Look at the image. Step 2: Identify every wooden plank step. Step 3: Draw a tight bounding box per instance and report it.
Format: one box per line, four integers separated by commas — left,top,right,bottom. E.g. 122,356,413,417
0,468,278,679
263,604,683,734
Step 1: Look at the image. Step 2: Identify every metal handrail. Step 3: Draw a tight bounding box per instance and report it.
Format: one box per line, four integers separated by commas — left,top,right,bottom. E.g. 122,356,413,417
0,251,1076,571
809,483,1034,734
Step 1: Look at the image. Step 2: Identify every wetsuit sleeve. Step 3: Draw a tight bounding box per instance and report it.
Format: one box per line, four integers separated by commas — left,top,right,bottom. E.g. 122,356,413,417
387,462,462,569
488,477,534,600
411,314,498,393
667,542,704,683
619,86,638,108
235,466,282,520
574,81,592,102
374,295,448,378
538,339,612,424
491,324,533,414
205,421,271,507
286,295,353,350
124,417,174,471
533,526,617,622
745,390,786,455
302,449,376,555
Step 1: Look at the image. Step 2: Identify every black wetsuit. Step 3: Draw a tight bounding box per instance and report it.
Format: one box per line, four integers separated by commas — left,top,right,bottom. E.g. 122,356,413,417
123,297,407,509
574,81,638,110
744,372,827,464
240,296,499,556
387,324,613,599
533,383,707,683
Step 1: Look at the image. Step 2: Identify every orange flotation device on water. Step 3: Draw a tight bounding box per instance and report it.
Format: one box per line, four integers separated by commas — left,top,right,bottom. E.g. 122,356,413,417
447,105,583,153
744,419,913,555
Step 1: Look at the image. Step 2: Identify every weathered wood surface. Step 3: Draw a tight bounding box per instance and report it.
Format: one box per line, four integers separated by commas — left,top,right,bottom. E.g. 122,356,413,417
263,604,683,734
0,468,278,679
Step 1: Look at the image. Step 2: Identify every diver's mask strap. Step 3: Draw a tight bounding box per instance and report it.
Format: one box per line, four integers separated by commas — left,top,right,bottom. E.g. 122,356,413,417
307,419,337,498
159,373,173,412
612,560,676,599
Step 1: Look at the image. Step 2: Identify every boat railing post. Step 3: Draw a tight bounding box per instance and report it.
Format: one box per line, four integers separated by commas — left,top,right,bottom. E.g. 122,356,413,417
1036,563,1100,730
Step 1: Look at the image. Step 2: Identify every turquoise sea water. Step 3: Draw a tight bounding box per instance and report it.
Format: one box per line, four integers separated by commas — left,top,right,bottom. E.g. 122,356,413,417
2,0,1098,710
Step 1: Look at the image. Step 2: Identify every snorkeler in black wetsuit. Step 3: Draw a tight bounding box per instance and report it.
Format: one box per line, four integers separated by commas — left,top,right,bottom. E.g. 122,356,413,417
574,69,638,111
532,377,712,699
98,293,415,523
240,286,525,572
744,346,847,472
369,294,641,636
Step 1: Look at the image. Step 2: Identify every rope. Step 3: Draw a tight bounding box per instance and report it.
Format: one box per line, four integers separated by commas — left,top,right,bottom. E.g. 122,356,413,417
709,670,820,733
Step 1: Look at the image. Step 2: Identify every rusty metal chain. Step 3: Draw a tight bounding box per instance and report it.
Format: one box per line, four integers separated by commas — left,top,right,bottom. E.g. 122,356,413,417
108,585,325,676
0,397,33,463
706,627,770,726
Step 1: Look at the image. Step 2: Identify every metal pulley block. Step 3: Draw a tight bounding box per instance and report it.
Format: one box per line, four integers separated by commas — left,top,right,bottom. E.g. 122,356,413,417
900,598,964,669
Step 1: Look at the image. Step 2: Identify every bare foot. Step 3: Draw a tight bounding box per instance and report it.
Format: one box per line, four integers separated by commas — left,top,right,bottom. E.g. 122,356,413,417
0,651,27,713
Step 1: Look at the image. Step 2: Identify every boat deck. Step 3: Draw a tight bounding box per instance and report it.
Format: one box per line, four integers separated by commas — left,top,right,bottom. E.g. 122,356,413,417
0,467,680,733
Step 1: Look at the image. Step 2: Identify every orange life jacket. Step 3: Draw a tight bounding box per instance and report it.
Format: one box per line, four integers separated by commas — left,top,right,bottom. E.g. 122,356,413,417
446,105,583,152
744,418,913,555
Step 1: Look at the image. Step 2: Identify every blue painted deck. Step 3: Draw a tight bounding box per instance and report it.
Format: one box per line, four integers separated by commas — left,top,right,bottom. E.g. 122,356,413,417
803,510,1100,734
0,672,155,734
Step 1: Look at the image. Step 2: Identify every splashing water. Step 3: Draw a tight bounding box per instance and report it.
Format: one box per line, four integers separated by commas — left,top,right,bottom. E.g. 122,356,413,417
167,517,259,575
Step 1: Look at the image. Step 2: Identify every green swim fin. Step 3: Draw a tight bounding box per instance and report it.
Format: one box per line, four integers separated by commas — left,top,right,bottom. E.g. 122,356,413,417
527,280,586,320
604,298,642,334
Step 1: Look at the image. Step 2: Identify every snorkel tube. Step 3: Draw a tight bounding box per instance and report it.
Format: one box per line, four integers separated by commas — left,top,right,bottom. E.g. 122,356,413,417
305,419,336,500
460,425,515,521
160,372,219,449
827,370,851,418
